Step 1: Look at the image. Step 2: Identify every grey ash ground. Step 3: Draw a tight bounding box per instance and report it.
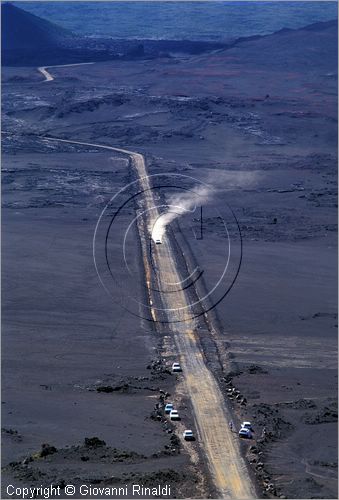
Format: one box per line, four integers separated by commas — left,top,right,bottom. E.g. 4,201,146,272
1,8,338,500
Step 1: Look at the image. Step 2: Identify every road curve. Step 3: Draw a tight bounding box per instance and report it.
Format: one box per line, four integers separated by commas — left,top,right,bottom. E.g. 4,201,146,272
43,136,255,498
38,62,95,82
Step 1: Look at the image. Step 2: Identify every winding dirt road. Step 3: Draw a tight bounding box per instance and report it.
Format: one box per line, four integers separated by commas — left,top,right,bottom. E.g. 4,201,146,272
38,62,94,82
43,136,255,498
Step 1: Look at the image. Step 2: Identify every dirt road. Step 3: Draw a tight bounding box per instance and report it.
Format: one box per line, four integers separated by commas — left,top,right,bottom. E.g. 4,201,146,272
43,136,255,498
37,62,94,82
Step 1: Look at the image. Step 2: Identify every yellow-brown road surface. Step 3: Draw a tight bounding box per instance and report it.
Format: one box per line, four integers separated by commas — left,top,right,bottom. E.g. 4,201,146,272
44,137,255,499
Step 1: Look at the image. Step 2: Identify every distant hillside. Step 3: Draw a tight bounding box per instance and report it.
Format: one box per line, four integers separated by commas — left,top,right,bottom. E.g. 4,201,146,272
1,2,85,66
1,3,75,50
2,3,229,67
1,3,125,66
1,3,228,66
4,2,334,68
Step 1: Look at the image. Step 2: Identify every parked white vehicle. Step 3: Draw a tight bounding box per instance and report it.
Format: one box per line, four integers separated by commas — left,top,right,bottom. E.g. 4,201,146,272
164,403,174,414
170,410,180,421
239,427,252,439
241,421,253,431
183,430,195,441
172,362,182,373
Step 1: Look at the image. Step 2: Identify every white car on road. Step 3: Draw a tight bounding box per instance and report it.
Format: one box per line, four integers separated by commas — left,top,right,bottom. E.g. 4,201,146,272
164,403,174,414
241,421,253,431
239,427,252,439
183,430,195,441
170,410,180,421
172,362,182,373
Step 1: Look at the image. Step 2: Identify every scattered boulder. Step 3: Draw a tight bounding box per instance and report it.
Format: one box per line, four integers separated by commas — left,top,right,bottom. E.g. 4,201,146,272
39,443,57,458
303,407,337,424
146,358,171,376
96,386,114,393
96,383,130,393
276,398,317,410
84,437,106,448
1,427,22,441
170,434,180,447
247,365,268,374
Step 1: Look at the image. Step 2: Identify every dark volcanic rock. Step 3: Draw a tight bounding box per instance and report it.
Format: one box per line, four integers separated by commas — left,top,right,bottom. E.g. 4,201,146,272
39,443,58,457
84,437,106,448
276,398,317,410
96,383,130,393
96,385,115,393
247,365,268,374
303,406,338,425
1,427,22,441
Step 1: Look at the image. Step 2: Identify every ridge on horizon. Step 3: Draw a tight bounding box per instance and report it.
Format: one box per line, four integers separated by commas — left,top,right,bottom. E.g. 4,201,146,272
2,2,337,67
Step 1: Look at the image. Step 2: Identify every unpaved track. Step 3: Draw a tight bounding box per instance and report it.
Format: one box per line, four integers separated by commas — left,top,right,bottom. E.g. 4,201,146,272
43,136,255,498
38,62,94,82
